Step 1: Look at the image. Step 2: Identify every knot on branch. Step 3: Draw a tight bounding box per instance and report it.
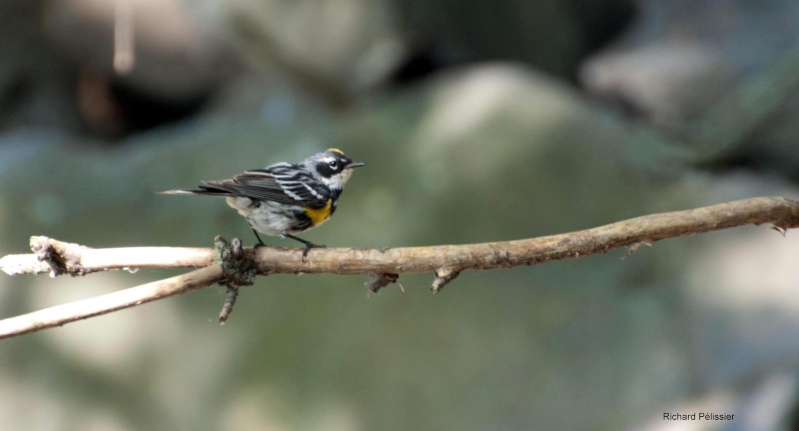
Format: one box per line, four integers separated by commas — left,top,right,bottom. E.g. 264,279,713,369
215,236,256,287
30,236,86,277
432,267,460,294
215,236,258,324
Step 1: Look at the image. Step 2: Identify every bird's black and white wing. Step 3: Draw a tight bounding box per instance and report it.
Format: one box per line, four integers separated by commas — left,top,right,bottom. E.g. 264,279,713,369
191,164,333,209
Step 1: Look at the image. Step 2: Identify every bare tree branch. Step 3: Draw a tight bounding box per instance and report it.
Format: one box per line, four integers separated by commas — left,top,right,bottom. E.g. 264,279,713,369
0,196,797,339
0,266,222,339
5,196,797,278
0,239,214,276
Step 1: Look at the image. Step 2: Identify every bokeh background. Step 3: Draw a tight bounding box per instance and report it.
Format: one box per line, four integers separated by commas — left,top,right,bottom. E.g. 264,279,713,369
1,0,799,430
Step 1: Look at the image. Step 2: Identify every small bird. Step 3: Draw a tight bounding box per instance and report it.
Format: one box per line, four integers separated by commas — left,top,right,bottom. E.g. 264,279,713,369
161,148,365,258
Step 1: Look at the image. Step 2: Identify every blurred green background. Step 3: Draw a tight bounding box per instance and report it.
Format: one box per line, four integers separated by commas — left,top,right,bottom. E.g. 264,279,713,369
2,1,799,430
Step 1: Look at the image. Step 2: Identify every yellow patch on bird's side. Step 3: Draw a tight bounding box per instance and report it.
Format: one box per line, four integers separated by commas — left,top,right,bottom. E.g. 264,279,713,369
327,148,344,154
305,199,333,225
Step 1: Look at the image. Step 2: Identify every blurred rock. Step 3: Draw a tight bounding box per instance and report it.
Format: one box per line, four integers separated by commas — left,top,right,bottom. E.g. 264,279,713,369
220,0,407,108
220,0,634,107
40,0,243,137
0,0,81,132
394,0,635,79
581,0,799,178
43,0,235,100
0,0,636,138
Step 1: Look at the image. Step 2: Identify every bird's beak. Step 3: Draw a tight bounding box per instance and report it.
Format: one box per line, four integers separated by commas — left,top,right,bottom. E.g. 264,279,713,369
346,162,366,169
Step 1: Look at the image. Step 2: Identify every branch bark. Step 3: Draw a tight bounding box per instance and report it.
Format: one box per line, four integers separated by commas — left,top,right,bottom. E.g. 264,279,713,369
0,196,797,339
0,266,222,339
0,240,214,277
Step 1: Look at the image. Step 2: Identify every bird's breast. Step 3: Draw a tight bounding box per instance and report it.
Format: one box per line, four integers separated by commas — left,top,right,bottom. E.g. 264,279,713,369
303,199,334,226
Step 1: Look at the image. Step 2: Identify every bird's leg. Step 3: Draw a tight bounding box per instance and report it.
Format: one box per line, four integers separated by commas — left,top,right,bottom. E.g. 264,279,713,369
252,229,267,248
283,233,325,261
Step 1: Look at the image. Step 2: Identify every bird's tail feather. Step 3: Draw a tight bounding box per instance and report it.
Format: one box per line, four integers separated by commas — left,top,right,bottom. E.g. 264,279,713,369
157,185,233,196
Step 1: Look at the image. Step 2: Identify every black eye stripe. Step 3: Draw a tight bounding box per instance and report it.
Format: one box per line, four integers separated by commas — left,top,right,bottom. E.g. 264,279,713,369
311,152,357,178
316,161,336,178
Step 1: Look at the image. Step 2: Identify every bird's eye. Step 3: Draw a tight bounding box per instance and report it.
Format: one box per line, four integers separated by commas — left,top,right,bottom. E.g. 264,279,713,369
328,160,339,169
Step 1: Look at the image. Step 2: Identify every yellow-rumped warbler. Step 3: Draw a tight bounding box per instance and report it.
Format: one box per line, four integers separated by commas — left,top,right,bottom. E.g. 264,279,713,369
161,148,365,257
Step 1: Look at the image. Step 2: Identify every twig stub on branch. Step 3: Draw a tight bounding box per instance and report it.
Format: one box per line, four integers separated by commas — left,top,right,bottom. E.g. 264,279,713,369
365,273,400,296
